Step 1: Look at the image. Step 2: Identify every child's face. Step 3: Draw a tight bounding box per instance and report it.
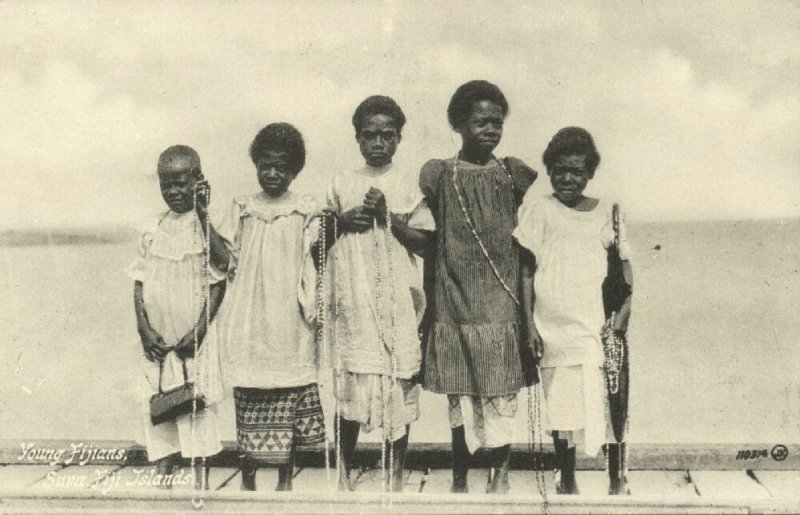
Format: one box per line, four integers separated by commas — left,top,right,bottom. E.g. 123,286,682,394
458,100,504,155
548,154,594,204
357,114,400,167
256,151,295,197
158,165,199,214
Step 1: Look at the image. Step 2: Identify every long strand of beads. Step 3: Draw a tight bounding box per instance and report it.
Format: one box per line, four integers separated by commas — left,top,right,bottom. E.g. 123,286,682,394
603,313,624,394
534,382,548,513
329,215,343,489
373,216,388,493
317,214,332,487
385,200,396,500
451,154,520,306
190,187,204,509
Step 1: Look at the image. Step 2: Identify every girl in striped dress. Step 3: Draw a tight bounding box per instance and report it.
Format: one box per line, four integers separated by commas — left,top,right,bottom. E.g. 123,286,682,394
419,80,538,493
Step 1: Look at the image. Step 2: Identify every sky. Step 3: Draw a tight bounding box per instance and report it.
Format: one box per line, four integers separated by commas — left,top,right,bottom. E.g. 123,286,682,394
1,0,798,227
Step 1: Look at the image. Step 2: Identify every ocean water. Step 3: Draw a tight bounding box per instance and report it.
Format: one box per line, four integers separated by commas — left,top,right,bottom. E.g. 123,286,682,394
1,219,798,445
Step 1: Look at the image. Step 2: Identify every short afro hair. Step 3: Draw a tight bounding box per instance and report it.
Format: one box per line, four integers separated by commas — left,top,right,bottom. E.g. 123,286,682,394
158,145,201,175
542,127,601,173
249,123,306,174
447,80,509,129
352,95,407,137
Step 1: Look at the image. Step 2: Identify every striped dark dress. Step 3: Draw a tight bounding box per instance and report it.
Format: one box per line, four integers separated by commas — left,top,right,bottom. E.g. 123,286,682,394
420,156,537,397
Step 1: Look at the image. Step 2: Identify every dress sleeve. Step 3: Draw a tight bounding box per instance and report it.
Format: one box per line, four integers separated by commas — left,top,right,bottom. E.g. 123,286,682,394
215,198,244,270
326,175,342,213
512,190,544,257
418,159,445,214
125,218,157,282
406,195,436,231
504,156,538,206
617,204,633,260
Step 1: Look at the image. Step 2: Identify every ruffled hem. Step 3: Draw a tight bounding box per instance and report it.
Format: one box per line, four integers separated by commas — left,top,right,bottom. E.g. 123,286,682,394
423,321,524,396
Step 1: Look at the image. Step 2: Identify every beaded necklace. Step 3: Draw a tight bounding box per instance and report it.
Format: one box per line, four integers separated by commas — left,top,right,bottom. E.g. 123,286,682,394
190,186,209,509
451,153,519,306
372,199,397,495
316,213,332,486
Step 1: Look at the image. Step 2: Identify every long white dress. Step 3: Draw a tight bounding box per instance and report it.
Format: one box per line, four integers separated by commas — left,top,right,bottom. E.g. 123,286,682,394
514,193,632,456
215,191,320,390
127,210,226,461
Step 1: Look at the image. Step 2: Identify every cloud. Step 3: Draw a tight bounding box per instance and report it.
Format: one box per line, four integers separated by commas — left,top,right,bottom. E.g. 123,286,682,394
0,0,798,226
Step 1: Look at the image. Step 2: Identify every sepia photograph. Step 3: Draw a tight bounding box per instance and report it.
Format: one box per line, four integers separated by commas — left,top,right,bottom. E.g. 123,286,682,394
0,0,798,512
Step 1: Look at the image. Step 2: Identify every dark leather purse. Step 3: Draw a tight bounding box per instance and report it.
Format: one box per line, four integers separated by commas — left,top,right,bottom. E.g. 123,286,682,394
150,359,206,426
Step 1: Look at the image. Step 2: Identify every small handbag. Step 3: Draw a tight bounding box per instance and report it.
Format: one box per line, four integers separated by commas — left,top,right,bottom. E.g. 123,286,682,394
150,358,206,426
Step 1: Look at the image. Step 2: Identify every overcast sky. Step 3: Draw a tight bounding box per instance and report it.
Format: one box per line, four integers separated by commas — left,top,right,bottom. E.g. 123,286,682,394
1,0,798,227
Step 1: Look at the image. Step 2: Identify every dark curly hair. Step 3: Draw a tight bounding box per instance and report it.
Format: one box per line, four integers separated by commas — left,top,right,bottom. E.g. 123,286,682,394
542,127,601,173
249,123,306,174
447,80,509,129
352,95,407,137
157,145,201,175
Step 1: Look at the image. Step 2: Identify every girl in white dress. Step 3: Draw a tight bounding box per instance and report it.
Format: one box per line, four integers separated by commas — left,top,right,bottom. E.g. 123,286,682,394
128,145,228,489
216,123,325,491
514,127,633,495
323,96,433,491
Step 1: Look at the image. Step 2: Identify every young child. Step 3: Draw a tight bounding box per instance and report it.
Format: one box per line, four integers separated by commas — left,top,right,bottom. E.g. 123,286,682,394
216,123,325,491
514,127,634,495
324,95,433,492
419,80,537,494
128,145,228,489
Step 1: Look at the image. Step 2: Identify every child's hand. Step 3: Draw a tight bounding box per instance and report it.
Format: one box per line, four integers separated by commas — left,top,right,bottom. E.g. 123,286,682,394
339,207,372,233
528,323,544,363
139,327,169,362
174,330,202,359
363,187,387,224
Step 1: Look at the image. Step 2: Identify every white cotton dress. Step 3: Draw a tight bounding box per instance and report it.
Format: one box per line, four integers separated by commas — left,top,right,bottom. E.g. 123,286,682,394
326,163,434,440
127,210,226,461
513,193,632,456
215,191,320,390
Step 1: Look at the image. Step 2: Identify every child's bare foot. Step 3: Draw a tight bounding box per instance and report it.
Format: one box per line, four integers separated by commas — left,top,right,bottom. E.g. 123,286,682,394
240,461,257,491
337,468,357,492
194,462,210,490
486,469,509,494
277,463,293,491
155,457,173,490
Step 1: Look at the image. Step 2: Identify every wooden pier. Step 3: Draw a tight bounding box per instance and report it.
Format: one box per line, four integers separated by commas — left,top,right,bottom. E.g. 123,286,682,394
1,440,798,513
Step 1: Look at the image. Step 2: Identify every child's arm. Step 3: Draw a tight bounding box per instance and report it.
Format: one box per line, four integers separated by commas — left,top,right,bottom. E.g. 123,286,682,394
134,281,170,362
519,248,544,363
390,214,433,256
363,186,434,256
174,281,227,359
195,181,230,272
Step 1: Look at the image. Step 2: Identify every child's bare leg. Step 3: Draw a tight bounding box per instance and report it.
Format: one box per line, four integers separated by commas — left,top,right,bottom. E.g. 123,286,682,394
337,416,360,491
386,426,410,492
155,455,174,489
193,460,211,490
240,455,257,491
276,444,295,491
554,432,579,494
486,444,511,494
450,425,470,493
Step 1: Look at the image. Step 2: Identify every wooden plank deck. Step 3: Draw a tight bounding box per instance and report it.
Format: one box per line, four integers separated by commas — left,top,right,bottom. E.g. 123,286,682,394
5,464,798,513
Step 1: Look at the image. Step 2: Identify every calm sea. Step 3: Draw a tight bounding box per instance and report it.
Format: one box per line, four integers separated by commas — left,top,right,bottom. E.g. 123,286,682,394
1,220,798,444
